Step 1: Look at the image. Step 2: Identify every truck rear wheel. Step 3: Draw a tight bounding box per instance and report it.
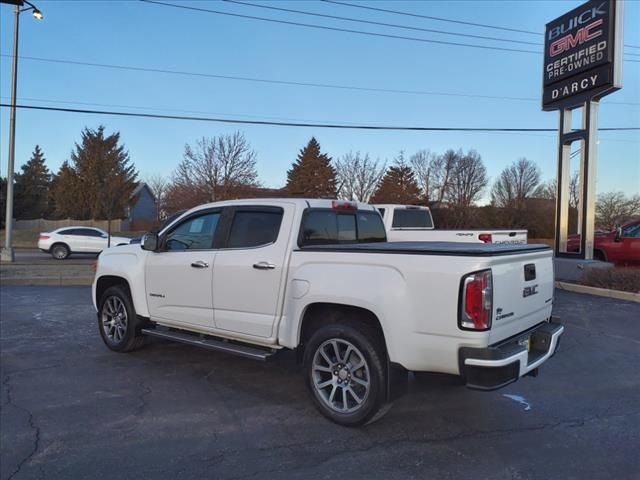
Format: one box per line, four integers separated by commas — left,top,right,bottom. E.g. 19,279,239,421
98,285,145,352
303,322,390,426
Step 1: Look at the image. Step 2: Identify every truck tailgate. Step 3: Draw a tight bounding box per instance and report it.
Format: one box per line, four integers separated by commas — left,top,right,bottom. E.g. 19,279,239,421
488,249,554,344
490,230,527,245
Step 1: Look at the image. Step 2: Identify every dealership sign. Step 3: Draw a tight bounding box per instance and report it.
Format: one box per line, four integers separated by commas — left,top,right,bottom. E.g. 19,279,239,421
542,0,623,110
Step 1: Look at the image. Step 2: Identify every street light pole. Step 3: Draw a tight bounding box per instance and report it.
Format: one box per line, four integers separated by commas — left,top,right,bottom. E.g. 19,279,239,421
1,4,21,262
1,0,43,262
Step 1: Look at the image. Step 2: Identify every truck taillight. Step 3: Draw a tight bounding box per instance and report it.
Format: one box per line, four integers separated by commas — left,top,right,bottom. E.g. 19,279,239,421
331,200,357,211
478,233,492,243
459,270,492,331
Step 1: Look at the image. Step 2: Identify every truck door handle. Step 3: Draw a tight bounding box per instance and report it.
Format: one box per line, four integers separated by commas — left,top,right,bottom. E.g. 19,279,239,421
190,260,209,269
253,261,276,270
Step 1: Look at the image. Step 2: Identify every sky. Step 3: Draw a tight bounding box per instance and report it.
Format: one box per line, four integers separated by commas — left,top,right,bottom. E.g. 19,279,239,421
1,0,639,203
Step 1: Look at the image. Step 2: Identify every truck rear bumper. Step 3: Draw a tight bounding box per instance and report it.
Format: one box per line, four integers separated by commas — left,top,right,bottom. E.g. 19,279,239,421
458,317,564,390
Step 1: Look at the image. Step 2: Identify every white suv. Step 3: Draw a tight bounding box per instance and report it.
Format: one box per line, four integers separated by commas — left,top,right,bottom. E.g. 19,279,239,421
38,227,131,259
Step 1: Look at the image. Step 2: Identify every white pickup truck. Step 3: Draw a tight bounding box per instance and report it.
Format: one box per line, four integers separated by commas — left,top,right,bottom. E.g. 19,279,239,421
93,198,563,426
375,204,528,244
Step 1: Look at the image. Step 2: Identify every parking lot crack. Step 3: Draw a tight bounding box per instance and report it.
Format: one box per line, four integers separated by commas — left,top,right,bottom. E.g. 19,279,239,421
3,375,42,480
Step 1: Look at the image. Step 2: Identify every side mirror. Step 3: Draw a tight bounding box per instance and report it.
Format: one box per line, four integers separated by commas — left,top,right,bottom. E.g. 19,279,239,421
142,232,159,251
614,227,623,242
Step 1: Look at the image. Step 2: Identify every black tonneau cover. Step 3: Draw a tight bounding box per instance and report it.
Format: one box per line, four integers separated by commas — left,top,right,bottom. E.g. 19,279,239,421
298,241,550,257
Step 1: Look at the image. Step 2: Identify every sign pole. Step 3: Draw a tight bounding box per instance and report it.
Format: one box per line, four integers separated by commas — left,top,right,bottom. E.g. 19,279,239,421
582,100,599,260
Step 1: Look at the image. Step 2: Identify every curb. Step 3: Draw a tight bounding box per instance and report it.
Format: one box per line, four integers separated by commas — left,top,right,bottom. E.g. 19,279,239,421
0,277,93,287
555,281,640,303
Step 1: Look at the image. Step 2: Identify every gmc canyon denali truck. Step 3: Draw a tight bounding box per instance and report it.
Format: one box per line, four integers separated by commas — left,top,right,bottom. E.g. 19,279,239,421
93,199,563,426
375,204,528,244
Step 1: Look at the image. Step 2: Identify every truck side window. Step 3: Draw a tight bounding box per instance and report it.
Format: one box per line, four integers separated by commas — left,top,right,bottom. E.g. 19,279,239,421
165,212,220,251
622,223,640,238
227,210,283,248
377,208,385,218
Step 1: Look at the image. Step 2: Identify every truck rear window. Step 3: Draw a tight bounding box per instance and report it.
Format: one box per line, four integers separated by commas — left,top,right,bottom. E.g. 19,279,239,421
300,210,386,246
392,209,433,229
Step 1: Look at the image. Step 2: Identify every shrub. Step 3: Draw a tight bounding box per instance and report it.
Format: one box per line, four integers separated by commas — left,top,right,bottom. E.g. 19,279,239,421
581,267,640,293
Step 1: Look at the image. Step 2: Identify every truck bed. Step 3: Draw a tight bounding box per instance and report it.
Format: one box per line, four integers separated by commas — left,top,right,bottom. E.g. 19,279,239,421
298,241,550,257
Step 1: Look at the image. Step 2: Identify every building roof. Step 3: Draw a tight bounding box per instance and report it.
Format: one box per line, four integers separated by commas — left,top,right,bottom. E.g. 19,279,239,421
129,183,156,202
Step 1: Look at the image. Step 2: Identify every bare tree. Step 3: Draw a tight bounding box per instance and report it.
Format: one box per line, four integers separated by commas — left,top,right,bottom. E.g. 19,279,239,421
534,171,579,208
491,158,541,208
335,152,386,202
410,149,438,202
433,149,458,203
446,150,488,208
595,191,640,231
145,174,169,220
175,132,259,202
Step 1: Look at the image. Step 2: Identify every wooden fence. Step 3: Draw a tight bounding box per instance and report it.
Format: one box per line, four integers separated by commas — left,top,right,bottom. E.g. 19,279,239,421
11,218,130,232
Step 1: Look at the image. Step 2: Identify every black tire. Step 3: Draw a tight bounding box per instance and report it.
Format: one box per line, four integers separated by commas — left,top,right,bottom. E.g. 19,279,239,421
51,243,70,260
98,285,145,352
303,320,390,426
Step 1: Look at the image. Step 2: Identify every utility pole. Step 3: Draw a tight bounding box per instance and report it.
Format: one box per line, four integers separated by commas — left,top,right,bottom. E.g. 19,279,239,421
1,0,43,262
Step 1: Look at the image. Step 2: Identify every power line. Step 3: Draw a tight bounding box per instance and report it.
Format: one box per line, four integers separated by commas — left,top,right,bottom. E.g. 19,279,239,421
138,0,541,55
138,0,640,62
1,103,638,132
322,0,543,36
4,54,638,106
323,0,640,50
221,0,541,46
0,53,539,102
0,95,372,125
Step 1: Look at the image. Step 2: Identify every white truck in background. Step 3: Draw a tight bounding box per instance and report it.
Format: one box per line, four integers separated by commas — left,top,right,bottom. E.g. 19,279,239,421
375,204,528,245
93,199,561,426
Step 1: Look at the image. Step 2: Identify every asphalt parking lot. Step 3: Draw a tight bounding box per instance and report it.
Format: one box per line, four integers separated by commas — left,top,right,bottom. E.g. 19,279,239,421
1,287,638,480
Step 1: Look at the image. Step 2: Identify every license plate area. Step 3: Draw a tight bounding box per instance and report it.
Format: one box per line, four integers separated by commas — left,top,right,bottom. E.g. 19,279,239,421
518,335,531,352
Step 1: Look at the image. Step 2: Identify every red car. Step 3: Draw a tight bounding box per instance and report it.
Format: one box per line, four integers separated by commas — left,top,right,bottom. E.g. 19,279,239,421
567,220,640,266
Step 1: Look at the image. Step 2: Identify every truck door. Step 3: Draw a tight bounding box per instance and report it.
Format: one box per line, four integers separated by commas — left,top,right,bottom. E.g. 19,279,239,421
618,223,640,266
212,205,293,338
145,210,221,330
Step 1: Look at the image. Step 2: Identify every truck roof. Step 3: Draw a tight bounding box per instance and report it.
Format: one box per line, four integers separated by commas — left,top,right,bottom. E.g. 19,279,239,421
185,198,377,214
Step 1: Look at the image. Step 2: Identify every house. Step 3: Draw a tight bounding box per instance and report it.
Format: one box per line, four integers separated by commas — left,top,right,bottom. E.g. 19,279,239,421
127,183,158,231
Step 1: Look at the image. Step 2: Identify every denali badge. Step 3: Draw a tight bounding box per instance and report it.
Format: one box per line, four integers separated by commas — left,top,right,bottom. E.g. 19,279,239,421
523,285,539,298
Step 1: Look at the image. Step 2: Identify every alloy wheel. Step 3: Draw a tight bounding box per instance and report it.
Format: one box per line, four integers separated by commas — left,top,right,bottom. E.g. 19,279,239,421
101,296,128,343
311,339,370,414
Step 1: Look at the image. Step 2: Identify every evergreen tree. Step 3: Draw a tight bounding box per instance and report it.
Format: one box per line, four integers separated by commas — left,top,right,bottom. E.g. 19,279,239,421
14,145,52,219
286,137,337,197
51,126,138,224
370,152,421,204
50,161,80,219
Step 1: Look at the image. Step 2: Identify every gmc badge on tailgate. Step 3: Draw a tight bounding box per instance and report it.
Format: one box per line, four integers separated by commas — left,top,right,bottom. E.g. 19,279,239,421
523,285,539,298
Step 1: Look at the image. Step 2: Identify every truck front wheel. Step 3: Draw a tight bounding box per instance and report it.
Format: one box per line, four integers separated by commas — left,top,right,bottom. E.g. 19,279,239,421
98,285,145,352
303,323,390,426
